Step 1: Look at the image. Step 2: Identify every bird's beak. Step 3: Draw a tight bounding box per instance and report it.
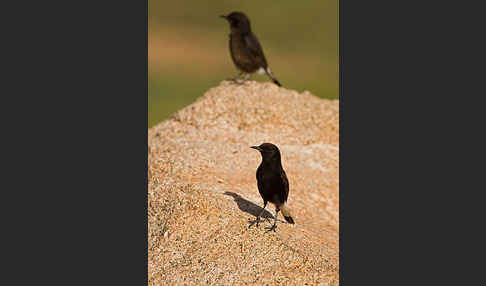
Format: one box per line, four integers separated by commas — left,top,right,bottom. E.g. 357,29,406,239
250,146,262,151
220,15,227,19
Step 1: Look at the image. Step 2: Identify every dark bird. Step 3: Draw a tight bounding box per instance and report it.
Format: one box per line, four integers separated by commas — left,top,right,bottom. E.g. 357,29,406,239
250,143,295,232
220,12,282,87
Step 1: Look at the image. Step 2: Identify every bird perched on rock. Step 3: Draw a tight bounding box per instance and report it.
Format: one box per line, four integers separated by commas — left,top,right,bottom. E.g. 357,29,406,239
220,12,282,87
250,143,294,232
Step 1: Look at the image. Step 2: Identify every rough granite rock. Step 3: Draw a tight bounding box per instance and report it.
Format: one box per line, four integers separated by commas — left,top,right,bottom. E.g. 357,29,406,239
148,80,339,286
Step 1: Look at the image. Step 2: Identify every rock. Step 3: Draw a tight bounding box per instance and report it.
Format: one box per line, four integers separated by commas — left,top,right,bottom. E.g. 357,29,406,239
148,80,339,285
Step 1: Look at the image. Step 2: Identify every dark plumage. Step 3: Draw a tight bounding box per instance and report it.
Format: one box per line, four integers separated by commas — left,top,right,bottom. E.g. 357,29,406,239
220,12,282,86
250,143,294,232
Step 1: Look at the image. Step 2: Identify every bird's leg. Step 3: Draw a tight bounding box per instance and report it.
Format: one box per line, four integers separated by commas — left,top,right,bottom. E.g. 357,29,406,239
226,71,245,83
248,201,267,228
265,207,280,232
235,73,251,84
241,73,250,82
233,72,248,84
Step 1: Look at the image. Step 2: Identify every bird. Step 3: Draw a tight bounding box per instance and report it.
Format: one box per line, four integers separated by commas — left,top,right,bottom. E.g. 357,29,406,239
250,143,294,232
220,11,282,87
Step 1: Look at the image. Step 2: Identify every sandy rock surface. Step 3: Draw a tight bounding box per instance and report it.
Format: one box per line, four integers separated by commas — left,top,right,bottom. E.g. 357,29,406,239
148,81,339,285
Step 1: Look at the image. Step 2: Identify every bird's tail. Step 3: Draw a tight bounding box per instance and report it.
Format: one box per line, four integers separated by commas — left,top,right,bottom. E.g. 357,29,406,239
265,67,282,87
280,204,295,224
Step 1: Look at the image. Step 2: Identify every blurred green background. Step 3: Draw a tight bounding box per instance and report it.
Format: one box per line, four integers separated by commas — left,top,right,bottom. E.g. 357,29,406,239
149,1,339,128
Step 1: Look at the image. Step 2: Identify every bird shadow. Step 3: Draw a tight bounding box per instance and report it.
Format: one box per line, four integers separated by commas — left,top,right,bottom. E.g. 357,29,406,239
223,191,273,219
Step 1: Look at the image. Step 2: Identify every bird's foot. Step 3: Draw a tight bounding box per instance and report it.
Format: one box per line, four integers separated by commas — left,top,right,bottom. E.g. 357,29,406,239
248,217,263,228
265,224,277,233
225,77,246,85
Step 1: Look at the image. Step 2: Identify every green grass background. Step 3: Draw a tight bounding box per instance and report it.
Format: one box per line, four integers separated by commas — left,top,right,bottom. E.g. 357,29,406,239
149,1,339,127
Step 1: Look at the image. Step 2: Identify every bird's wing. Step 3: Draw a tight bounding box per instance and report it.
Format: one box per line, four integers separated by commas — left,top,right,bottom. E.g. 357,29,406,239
244,33,268,68
281,169,289,202
256,165,266,200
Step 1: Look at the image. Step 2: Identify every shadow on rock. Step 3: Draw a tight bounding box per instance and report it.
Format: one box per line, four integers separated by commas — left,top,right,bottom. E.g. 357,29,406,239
223,191,274,219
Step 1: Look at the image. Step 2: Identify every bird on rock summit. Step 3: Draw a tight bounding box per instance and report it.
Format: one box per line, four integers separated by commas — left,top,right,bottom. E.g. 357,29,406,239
221,12,282,87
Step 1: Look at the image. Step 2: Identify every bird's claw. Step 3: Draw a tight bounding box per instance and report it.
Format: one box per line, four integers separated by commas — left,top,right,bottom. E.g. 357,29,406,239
248,217,262,228
265,224,277,233
228,78,246,85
